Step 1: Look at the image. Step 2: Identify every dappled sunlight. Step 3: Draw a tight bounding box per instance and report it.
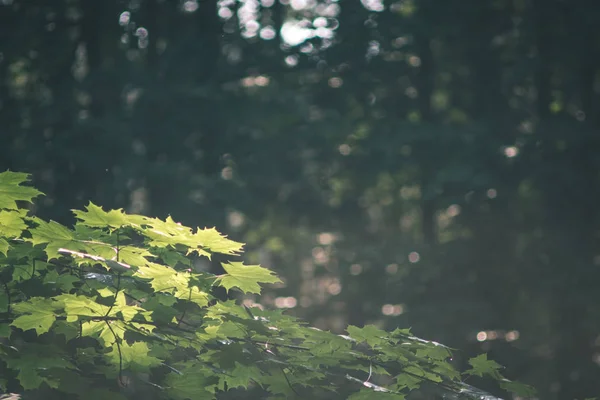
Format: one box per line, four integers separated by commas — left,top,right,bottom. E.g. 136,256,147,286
476,330,520,343
408,251,420,263
504,146,519,158
350,263,363,275
385,263,399,274
240,75,271,87
275,296,298,308
381,304,404,316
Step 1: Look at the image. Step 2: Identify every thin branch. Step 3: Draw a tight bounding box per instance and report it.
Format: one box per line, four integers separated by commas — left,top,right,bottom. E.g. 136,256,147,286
280,367,301,397
104,272,121,318
105,320,125,386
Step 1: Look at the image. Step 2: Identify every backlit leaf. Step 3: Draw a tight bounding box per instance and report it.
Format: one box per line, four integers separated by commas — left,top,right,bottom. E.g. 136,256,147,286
11,297,61,335
72,202,130,230
0,210,26,238
27,218,112,260
0,171,42,210
216,262,281,294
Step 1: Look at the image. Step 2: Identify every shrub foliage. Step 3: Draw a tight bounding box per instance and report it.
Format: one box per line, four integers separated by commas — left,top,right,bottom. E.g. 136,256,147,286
0,171,533,399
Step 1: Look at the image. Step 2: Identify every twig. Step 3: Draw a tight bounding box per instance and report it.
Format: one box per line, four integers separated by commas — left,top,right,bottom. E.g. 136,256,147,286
104,320,125,386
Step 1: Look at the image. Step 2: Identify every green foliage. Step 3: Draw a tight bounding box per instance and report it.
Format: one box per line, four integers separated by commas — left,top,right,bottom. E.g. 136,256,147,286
0,172,534,399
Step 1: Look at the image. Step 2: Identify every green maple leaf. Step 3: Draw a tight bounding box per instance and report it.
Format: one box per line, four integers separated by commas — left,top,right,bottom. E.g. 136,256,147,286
164,364,216,399
431,361,461,381
80,320,120,347
43,270,79,291
396,372,422,391
11,297,61,335
415,343,452,361
135,262,209,306
0,238,8,257
0,210,27,256
137,216,193,248
0,171,43,210
0,210,26,238
218,362,261,390
57,294,109,320
117,245,154,266
499,378,537,397
464,354,503,379
16,367,44,390
11,313,56,336
187,227,244,257
72,202,131,230
106,341,161,370
27,217,112,260
216,262,281,294
12,264,35,281
347,324,388,347
6,344,73,390
404,365,442,383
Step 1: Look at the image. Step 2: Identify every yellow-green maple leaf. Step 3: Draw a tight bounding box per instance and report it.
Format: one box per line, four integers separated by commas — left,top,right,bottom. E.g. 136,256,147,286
216,262,281,294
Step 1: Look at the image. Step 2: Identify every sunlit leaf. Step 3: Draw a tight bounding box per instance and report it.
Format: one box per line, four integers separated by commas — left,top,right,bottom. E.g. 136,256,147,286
11,297,61,335
216,262,281,294
187,227,244,258
106,341,161,370
0,210,26,238
27,217,112,260
72,202,131,230
0,171,42,210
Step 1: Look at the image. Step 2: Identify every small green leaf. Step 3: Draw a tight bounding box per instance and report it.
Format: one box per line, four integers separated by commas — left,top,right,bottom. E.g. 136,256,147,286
396,372,422,391
11,313,56,335
27,218,111,260
219,362,262,390
11,297,61,335
16,367,44,390
216,262,281,294
499,378,537,397
464,354,503,379
134,262,209,306
347,324,388,347
188,227,244,257
106,341,161,370
0,171,43,210
164,364,216,399
0,238,8,256
72,202,130,230
0,210,27,237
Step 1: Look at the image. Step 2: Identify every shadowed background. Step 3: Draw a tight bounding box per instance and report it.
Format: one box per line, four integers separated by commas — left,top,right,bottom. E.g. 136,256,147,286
1,0,600,398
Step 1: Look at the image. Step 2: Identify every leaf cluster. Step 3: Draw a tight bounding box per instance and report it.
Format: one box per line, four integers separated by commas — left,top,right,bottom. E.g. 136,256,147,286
0,171,534,399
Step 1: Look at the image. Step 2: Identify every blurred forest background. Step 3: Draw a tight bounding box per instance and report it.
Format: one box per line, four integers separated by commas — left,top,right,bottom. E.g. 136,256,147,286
1,0,600,398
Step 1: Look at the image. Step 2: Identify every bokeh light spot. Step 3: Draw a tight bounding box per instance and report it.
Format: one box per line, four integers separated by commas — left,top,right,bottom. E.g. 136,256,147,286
476,331,487,342
408,251,420,263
